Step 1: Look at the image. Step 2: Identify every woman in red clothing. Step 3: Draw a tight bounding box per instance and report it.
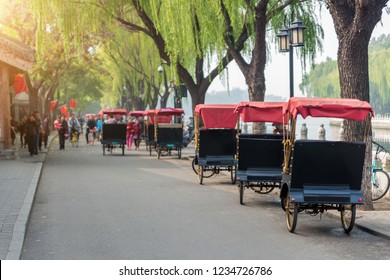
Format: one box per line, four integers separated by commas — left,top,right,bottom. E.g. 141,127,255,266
133,119,143,150
126,119,135,150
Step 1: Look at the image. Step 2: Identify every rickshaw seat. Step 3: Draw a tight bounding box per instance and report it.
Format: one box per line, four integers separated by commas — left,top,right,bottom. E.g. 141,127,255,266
238,168,282,181
101,124,126,141
289,140,366,203
157,125,183,145
238,136,284,171
147,124,155,141
198,129,237,158
239,133,283,140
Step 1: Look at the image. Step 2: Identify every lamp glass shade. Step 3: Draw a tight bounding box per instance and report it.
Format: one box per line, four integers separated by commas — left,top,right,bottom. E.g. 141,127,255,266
290,20,306,46
277,27,289,52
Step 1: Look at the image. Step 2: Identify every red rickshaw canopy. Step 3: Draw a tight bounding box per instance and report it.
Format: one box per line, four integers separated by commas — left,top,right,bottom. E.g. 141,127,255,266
284,97,374,121
155,108,185,116
129,110,144,117
145,108,184,124
194,104,238,129
234,102,288,123
99,108,128,116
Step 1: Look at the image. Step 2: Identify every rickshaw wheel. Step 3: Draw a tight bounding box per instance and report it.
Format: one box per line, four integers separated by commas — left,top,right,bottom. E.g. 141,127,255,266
103,145,105,155
231,165,237,184
341,204,356,233
280,196,286,211
198,166,204,184
178,147,182,159
286,192,298,233
239,182,245,205
192,158,198,175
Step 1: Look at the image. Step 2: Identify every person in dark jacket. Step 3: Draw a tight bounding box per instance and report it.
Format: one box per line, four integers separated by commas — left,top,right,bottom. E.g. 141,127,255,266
59,116,68,150
25,114,38,156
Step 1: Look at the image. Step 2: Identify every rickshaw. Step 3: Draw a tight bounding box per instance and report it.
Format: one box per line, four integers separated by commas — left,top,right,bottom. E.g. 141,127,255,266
193,104,238,185
143,110,156,155
280,97,374,233
100,109,127,156
153,108,184,159
234,102,287,204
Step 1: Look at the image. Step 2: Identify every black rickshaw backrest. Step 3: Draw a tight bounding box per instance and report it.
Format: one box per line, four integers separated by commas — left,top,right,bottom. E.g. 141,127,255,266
199,129,237,157
239,133,283,140
290,140,366,191
238,134,284,171
102,123,127,140
157,124,183,143
147,124,155,141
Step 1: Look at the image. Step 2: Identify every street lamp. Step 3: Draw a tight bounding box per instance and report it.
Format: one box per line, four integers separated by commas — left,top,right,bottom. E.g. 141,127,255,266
277,19,306,98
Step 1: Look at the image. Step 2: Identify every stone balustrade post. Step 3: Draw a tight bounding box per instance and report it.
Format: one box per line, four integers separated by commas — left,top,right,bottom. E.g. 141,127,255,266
339,123,345,141
300,123,308,140
318,124,326,140
243,123,248,134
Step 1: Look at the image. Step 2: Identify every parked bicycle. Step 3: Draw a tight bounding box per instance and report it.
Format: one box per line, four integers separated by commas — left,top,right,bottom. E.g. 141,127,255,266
372,140,390,201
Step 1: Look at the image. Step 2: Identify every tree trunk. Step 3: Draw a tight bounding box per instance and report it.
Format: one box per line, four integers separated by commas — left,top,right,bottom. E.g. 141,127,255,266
189,85,207,113
328,0,388,210
0,63,11,149
229,0,268,133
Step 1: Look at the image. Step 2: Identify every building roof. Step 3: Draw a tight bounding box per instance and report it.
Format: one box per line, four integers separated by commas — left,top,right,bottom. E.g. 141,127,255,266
0,32,35,71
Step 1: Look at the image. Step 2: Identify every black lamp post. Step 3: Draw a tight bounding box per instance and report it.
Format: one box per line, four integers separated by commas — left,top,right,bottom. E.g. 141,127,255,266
277,19,306,98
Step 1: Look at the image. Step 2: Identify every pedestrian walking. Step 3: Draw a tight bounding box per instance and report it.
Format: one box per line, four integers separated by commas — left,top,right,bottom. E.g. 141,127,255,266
126,119,135,150
96,116,103,141
133,119,143,150
86,115,97,146
33,111,41,154
59,116,68,150
40,114,50,149
25,114,38,156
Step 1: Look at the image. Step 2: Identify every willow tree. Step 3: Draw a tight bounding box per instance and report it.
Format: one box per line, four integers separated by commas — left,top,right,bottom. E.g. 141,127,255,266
327,0,389,210
31,0,230,111
33,0,323,115
97,26,163,110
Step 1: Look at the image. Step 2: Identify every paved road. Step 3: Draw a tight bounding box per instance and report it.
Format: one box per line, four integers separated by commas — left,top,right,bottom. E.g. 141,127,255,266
21,140,390,259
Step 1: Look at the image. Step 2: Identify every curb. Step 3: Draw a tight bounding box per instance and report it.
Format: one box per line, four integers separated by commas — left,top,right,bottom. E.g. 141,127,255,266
6,163,43,260
355,223,390,241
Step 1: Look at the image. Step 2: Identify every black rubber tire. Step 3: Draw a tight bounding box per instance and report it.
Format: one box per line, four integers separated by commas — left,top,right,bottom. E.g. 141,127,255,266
192,158,198,175
231,165,237,184
286,192,298,233
239,182,244,205
341,204,356,234
198,165,203,185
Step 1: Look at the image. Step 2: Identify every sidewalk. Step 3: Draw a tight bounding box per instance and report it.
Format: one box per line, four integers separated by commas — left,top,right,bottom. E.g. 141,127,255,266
0,139,50,260
0,139,389,260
